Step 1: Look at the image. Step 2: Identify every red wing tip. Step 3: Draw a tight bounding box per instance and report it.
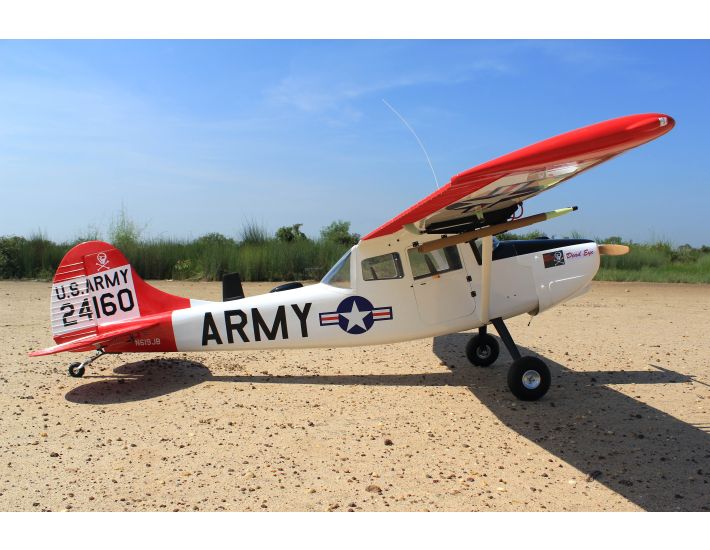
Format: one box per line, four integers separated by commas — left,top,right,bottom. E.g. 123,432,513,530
661,114,675,129
626,113,675,133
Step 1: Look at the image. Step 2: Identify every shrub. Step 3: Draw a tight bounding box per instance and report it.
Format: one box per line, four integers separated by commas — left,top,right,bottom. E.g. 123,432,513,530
276,223,309,243
0,236,26,278
108,206,145,249
320,220,360,246
240,220,269,245
173,259,199,280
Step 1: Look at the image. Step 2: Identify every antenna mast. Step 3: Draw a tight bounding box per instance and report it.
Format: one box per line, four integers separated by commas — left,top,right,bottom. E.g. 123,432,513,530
382,99,440,189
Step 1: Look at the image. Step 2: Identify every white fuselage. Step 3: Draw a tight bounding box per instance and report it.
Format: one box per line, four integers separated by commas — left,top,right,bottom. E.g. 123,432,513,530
171,230,600,352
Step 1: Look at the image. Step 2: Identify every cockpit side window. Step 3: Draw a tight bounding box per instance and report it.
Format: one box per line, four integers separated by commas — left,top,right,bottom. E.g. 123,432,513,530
321,251,351,288
361,253,404,281
407,245,462,280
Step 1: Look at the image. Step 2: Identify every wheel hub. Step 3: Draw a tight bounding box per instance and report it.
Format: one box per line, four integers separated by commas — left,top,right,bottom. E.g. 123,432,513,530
477,344,491,359
521,369,541,390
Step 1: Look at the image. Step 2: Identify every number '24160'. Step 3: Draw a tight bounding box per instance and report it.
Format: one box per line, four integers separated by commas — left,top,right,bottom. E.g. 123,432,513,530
60,289,135,327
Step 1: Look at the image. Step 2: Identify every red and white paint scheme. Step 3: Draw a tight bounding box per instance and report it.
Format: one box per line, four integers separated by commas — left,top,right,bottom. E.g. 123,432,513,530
32,113,675,401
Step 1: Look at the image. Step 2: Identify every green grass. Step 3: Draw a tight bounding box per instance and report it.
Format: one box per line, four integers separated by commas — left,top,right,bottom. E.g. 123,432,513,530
597,252,710,283
93,236,350,282
2,222,709,284
502,231,710,284
0,230,350,282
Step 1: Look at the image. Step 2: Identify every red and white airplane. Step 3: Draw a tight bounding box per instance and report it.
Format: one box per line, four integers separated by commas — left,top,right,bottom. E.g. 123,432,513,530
31,113,674,400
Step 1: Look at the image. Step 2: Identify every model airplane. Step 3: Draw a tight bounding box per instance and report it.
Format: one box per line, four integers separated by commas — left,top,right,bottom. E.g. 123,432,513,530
31,113,675,400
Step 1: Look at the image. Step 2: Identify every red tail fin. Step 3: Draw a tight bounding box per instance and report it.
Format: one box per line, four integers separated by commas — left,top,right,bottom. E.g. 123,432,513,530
50,241,190,345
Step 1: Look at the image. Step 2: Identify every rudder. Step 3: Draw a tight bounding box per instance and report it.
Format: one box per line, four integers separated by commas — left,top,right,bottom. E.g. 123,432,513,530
50,241,190,344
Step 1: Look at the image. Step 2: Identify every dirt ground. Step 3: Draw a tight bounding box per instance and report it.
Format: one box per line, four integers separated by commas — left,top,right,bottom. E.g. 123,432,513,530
1,280,708,512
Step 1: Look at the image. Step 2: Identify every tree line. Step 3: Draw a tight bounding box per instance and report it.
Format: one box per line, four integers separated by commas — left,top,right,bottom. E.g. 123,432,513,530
1,213,709,283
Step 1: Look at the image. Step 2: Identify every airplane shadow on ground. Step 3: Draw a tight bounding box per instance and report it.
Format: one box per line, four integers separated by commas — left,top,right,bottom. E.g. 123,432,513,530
433,333,710,512
65,334,710,511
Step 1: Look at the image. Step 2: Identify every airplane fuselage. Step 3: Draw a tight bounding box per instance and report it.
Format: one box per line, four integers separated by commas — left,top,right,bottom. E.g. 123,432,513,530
163,233,599,352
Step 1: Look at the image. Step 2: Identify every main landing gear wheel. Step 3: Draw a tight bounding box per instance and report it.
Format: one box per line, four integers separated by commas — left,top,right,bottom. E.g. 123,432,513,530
507,356,551,401
68,362,85,378
489,317,552,401
466,333,500,367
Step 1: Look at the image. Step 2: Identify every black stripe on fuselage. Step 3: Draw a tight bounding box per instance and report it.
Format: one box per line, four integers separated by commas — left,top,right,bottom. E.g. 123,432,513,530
491,239,593,261
470,239,594,265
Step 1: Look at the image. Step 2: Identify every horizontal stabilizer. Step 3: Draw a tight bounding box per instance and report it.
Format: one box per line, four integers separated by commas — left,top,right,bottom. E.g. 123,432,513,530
30,318,159,357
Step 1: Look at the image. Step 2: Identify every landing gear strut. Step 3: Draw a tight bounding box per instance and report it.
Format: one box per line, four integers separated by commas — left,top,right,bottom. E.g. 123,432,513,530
67,348,105,378
470,318,551,401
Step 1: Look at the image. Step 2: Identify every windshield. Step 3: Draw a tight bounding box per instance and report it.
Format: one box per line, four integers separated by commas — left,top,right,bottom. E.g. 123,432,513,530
321,251,351,288
469,236,502,265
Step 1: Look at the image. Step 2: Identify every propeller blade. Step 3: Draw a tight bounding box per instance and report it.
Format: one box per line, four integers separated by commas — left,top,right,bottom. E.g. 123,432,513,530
598,244,630,256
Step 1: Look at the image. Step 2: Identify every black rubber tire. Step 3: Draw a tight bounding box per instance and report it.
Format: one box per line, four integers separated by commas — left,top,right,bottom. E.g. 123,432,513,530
507,356,551,401
68,362,85,378
465,333,500,367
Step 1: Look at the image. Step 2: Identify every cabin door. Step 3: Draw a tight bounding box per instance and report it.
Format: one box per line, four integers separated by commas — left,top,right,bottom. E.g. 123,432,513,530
407,244,476,325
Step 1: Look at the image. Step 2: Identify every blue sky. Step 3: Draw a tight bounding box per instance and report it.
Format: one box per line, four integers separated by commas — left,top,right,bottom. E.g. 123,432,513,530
1,40,708,245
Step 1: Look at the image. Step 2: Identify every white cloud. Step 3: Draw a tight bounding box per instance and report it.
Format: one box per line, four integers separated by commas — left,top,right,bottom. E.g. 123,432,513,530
265,58,511,116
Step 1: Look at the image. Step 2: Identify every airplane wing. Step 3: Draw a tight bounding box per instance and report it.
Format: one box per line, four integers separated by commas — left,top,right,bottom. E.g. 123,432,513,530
30,318,160,356
363,113,674,239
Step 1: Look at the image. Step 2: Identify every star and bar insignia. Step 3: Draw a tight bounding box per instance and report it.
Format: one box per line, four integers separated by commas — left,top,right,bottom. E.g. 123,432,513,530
319,296,393,335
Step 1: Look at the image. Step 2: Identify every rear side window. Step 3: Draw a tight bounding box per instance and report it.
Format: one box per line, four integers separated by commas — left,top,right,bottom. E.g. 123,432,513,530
407,245,462,280
361,253,403,281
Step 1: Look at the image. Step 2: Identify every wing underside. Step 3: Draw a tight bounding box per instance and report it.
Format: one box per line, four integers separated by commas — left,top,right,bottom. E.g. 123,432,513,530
364,113,674,239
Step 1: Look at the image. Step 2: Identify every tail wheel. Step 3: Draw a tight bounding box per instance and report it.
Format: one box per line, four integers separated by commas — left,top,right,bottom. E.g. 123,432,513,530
465,333,500,367
68,362,85,378
507,356,550,401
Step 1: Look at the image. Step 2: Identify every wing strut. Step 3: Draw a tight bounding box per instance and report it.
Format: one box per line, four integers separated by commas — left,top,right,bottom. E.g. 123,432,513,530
479,235,493,324
418,206,577,254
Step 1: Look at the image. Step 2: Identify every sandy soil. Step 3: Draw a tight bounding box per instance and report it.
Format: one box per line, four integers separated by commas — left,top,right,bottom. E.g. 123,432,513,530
1,280,708,512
